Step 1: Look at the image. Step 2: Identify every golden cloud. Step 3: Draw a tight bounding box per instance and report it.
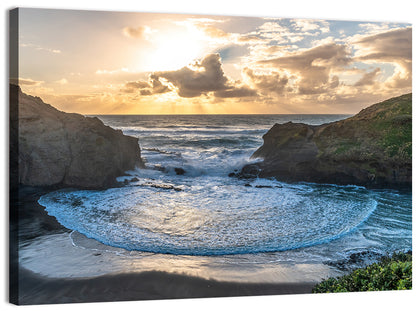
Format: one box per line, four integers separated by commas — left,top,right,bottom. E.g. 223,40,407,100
153,54,256,98
258,43,351,95
353,27,412,89
122,26,154,40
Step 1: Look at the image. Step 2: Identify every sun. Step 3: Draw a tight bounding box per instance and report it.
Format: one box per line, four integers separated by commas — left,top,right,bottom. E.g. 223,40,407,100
142,30,206,72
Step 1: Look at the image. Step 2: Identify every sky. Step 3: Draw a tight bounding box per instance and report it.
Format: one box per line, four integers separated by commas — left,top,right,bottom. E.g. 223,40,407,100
16,8,412,114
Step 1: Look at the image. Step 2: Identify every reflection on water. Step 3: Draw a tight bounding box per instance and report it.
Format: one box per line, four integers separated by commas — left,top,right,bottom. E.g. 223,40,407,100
19,231,341,283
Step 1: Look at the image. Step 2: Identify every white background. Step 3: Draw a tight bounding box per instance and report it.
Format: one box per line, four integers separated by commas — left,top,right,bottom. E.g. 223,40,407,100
1,0,415,310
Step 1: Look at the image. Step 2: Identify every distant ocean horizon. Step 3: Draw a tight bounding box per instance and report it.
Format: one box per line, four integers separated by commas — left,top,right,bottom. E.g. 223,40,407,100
87,113,353,115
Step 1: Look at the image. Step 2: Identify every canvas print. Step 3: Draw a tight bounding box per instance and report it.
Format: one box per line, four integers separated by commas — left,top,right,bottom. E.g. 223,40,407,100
9,8,412,305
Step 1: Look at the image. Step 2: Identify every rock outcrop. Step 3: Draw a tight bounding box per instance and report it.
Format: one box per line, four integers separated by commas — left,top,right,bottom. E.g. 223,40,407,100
241,93,412,189
11,84,144,189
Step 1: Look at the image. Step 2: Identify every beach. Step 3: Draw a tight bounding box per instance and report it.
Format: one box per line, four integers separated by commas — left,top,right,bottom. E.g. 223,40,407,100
17,268,316,305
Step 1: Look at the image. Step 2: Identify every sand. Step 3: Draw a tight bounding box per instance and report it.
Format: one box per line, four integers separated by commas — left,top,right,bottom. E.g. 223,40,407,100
16,267,316,305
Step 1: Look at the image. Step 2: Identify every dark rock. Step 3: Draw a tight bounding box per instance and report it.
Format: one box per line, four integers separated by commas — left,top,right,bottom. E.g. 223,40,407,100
236,164,261,179
130,177,139,182
228,172,236,177
255,185,273,188
244,183,252,187
152,164,166,172
12,84,144,189
140,182,183,192
150,184,182,191
174,167,186,175
248,93,412,189
324,250,383,272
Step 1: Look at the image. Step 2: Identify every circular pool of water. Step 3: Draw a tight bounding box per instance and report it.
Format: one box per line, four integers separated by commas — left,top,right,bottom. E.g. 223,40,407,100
39,179,377,256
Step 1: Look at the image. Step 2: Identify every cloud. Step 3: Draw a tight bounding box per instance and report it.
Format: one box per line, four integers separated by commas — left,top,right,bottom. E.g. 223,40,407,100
255,20,330,45
245,44,298,64
354,27,411,62
258,43,351,94
256,22,295,44
201,25,229,39
197,24,262,45
354,68,381,86
122,26,154,40
55,78,68,85
139,89,152,96
122,75,171,96
311,36,336,47
353,27,412,88
125,81,151,89
96,68,130,75
148,75,171,94
250,44,285,57
243,68,289,95
20,43,61,54
291,19,330,34
153,54,226,97
214,85,257,98
358,23,390,34
146,54,256,99
237,35,263,43
10,78,44,86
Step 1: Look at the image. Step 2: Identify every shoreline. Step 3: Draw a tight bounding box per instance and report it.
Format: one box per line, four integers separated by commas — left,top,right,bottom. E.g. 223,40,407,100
17,267,316,305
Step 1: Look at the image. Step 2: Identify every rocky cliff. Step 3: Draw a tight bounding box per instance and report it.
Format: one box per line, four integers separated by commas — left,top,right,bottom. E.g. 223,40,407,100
11,84,144,189
241,93,412,189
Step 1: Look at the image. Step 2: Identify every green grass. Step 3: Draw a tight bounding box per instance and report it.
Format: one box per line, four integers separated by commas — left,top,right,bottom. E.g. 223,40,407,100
370,113,412,159
333,141,361,155
316,93,412,161
367,94,412,158
380,119,412,158
312,252,412,293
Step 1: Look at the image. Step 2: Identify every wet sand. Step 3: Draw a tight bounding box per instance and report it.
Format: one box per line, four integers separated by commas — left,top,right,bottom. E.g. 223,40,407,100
17,267,315,305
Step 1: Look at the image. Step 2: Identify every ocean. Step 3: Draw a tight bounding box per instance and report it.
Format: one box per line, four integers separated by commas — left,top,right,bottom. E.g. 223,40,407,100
36,114,412,276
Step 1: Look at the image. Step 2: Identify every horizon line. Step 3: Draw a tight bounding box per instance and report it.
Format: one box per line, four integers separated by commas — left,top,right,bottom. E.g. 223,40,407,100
85,113,354,116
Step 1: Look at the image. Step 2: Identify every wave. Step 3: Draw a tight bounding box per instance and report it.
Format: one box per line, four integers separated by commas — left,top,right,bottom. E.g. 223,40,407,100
39,182,382,256
123,128,267,139
142,147,182,157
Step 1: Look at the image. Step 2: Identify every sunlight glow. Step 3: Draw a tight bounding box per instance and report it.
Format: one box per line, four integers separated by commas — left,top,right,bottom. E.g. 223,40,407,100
143,31,205,71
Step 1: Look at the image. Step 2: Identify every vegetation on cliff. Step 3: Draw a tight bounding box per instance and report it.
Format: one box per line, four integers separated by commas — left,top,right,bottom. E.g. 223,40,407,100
316,93,411,163
313,252,412,293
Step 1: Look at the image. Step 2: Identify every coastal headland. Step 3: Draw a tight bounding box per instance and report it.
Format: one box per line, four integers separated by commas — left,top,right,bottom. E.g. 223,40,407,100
239,94,412,189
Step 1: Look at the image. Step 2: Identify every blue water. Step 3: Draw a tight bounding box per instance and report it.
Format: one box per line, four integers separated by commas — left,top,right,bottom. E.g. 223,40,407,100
38,115,412,262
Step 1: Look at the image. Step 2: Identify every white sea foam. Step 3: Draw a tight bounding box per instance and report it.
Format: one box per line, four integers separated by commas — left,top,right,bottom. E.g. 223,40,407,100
39,179,379,255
